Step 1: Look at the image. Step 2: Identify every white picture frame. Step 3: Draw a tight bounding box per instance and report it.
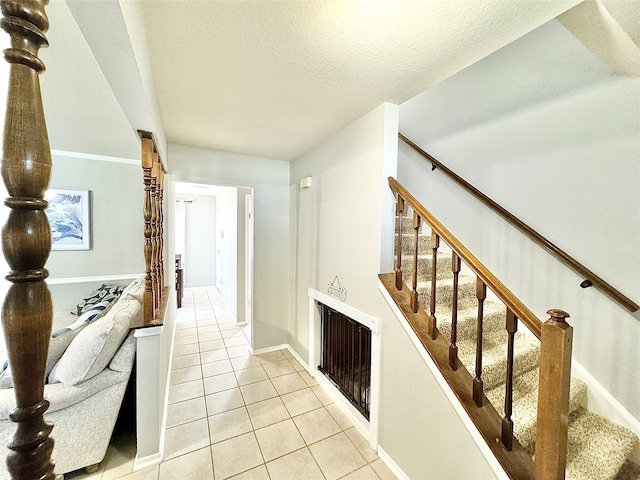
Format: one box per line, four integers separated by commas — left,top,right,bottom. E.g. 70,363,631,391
45,189,91,250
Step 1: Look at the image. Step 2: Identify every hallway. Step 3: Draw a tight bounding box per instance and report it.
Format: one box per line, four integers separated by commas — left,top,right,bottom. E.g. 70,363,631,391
70,286,396,479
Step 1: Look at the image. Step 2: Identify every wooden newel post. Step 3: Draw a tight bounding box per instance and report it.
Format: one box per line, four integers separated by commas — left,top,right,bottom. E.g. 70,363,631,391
0,0,56,478
535,309,573,480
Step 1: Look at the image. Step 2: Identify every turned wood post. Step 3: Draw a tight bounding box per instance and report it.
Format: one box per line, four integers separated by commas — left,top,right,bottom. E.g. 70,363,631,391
150,158,159,312
410,211,421,313
394,196,404,291
158,167,164,295
141,136,155,325
535,309,572,480
0,1,56,478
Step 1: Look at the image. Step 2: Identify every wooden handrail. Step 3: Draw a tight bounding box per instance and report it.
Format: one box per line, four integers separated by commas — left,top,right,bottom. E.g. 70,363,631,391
389,177,542,339
399,132,639,313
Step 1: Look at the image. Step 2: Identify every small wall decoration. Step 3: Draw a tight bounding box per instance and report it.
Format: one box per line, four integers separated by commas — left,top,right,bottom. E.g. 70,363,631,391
327,275,347,301
45,189,91,250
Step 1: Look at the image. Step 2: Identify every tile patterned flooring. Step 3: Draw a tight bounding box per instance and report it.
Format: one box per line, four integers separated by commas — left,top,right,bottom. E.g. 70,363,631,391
68,287,396,480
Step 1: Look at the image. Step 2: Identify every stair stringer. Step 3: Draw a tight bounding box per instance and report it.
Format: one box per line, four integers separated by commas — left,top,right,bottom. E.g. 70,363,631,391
378,278,510,480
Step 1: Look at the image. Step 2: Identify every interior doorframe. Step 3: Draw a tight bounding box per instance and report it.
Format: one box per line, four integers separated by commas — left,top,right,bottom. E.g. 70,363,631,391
245,193,254,329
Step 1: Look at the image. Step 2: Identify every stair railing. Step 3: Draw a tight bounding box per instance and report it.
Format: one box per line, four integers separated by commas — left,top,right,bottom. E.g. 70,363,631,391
399,132,639,314
383,176,573,480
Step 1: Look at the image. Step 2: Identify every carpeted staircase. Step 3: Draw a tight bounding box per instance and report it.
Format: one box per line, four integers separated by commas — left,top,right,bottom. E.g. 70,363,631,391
395,215,640,480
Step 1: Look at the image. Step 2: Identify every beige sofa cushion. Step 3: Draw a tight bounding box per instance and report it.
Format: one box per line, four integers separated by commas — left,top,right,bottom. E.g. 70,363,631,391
49,299,140,386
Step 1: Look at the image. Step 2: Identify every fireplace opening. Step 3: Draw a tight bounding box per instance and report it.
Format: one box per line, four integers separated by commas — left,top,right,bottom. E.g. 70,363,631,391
318,302,372,420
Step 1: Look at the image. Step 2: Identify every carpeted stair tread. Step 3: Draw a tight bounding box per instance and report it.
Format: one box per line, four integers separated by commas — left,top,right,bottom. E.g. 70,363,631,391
456,330,540,391
566,408,639,480
399,216,427,234
485,368,587,449
395,232,432,255
416,274,479,312
395,253,454,282
437,300,507,341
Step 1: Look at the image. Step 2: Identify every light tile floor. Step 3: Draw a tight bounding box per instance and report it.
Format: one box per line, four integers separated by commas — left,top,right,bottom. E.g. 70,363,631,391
67,286,396,480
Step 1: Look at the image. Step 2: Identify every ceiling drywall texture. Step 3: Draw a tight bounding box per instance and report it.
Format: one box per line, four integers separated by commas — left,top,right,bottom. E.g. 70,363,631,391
140,0,580,161
37,2,141,159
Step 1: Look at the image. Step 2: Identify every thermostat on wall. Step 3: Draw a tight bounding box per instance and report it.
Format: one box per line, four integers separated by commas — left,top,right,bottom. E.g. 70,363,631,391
299,176,312,189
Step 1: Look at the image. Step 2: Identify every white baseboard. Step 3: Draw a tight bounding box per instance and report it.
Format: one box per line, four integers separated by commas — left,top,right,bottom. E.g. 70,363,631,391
133,452,162,471
285,344,308,370
571,360,640,464
250,343,290,356
378,446,410,480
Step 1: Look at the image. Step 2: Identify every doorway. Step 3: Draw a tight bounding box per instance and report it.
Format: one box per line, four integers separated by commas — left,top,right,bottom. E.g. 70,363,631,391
174,181,254,327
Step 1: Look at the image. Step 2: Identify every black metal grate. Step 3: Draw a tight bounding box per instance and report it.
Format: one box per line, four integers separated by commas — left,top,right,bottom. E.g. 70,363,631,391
318,302,371,420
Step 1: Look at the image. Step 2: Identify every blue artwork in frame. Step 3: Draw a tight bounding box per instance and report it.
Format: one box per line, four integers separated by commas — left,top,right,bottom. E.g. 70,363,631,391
45,189,91,250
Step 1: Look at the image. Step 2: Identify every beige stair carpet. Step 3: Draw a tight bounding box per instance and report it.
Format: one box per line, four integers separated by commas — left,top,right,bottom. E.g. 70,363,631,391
395,223,640,480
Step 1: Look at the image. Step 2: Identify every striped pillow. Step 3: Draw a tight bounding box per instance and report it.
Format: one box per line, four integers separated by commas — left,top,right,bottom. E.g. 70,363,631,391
73,284,125,316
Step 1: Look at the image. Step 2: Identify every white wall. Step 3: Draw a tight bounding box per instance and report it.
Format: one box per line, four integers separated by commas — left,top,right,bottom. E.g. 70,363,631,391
44,154,145,311
399,20,640,419
290,103,497,479
184,194,217,288
168,145,290,349
47,154,144,279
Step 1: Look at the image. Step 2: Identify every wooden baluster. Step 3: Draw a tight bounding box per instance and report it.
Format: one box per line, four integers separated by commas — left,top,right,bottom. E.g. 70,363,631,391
473,277,487,407
410,211,421,313
535,309,572,480
158,167,165,296
501,308,517,451
153,166,159,309
0,1,56,478
448,252,461,370
394,196,405,290
429,231,439,340
141,136,155,325
150,162,158,315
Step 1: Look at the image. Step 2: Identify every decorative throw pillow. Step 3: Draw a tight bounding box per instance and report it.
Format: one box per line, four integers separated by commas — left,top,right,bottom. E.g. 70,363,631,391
76,299,115,324
73,284,125,316
0,319,89,389
121,277,145,305
49,300,138,385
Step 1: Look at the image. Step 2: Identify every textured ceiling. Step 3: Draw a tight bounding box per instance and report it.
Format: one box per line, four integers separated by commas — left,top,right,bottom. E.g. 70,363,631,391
140,1,580,161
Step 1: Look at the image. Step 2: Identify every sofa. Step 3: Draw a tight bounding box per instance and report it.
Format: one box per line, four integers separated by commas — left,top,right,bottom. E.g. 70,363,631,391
0,277,144,478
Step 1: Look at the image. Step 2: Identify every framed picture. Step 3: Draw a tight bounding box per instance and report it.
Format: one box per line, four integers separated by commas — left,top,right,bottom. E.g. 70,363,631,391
45,189,91,250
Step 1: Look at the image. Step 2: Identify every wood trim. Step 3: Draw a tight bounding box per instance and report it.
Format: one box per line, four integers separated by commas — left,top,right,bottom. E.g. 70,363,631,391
399,132,639,313
379,274,535,480
139,131,166,327
0,0,56,478
535,310,573,479
389,176,542,339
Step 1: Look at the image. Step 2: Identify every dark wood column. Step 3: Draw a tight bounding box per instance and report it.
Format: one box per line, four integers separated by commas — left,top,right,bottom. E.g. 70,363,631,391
0,0,56,478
